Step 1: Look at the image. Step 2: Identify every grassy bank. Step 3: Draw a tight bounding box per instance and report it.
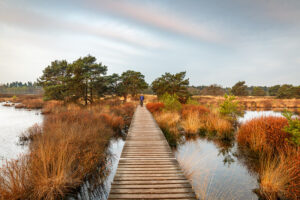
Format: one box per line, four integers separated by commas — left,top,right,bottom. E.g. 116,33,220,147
237,115,300,199
0,94,44,109
147,95,299,200
193,95,300,111
0,100,135,199
147,95,242,141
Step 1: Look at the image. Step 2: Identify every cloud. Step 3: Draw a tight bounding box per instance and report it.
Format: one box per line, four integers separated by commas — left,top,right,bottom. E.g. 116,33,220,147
88,0,224,43
0,2,166,49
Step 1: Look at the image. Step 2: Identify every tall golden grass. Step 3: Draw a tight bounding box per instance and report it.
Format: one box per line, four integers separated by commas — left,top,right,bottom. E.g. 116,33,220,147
237,116,289,153
237,116,300,199
194,95,300,110
15,99,44,109
258,147,300,200
149,102,234,139
0,101,135,199
154,111,180,135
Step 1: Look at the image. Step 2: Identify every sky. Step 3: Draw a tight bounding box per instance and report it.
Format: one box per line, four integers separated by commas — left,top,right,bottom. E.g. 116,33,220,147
0,0,300,87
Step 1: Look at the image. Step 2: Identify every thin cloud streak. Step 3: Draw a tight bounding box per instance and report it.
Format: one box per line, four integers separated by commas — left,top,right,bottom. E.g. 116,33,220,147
88,0,224,44
0,3,166,49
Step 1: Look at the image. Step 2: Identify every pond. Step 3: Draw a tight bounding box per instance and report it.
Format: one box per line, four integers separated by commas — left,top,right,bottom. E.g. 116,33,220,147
74,110,285,200
0,102,43,166
72,138,125,200
173,110,282,200
0,106,287,199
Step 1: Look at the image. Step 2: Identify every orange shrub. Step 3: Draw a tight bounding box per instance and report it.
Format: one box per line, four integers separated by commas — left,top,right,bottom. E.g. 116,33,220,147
181,104,209,119
237,116,289,153
259,147,300,199
0,105,116,199
99,113,125,131
146,102,165,113
41,100,63,114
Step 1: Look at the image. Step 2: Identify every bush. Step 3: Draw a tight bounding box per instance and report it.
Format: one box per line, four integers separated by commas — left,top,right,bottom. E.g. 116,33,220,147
258,147,300,200
186,97,199,105
0,102,135,199
160,93,181,111
181,112,203,135
154,111,180,146
237,116,289,153
204,113,233,140
99,113,124,132
219,94,244,121
282,111,300,146
146,102,165,113
181,104,209,119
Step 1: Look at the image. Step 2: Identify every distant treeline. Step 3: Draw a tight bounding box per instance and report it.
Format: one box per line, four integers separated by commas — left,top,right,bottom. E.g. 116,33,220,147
2,56,300,100
0,81,43,95
188,81,300,98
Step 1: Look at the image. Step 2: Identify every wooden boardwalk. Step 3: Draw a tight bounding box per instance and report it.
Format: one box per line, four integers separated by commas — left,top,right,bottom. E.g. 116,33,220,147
108,106,196,199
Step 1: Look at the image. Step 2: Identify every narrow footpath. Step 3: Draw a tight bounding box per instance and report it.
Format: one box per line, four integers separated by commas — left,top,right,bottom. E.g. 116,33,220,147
108,106,196,199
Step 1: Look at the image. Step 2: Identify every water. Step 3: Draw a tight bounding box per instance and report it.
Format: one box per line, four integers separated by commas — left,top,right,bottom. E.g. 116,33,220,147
238,110,282,124
174,110,282,200
0,107,282,199
0,102,43,165
73,138,125,200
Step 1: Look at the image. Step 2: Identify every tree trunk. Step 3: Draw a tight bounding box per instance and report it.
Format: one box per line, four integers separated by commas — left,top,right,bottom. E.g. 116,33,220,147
85,85,88,106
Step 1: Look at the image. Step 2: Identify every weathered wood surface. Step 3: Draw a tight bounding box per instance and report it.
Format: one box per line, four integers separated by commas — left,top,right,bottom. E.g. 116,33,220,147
108,106,196,200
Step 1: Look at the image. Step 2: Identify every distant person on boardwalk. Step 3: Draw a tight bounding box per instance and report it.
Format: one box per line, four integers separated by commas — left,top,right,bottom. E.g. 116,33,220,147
140,94,144,107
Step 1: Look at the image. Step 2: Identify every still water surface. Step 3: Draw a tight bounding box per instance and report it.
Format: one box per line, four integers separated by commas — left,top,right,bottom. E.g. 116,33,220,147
0,102,43,165
173,110,282,200
0,105,284,199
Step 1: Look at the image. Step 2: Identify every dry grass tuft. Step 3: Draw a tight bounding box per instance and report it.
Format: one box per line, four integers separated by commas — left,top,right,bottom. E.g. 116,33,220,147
0,101,135,199
181,104,210,119
258,147,300,200
237,116,289,153
146,102,165,113
41,100,63,114
154,111,180,135
15,98,44,109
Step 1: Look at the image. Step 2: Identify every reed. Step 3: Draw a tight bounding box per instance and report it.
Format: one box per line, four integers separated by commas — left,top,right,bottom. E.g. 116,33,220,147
258,147,300,200
237,116,289,153
0,101,135,199
146,102,165,113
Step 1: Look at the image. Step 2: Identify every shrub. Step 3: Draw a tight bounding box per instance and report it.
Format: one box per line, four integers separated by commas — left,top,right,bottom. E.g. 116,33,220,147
0,157,30,199
204,113,233,139
0,102,135,199
99,113,125,131
146,102,165,113
15,98,44,109
186,97,199,105
282,111,300,146
219,94,244,121
160,93,181,111
154,111,180,146
181,104,209,119
258,148,300,200
237,116,289,153
181,112,203,135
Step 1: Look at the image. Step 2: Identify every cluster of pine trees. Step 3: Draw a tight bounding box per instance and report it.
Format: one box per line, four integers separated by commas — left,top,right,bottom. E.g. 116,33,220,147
2,55,300,100
38,55,148,104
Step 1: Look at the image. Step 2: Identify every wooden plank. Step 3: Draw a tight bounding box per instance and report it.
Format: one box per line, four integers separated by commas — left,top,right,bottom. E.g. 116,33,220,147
108,106,196,200
111,180,191,185
111,183,192,189
108,193,196,199
113,177,186,181
110,188,194,194
114,174,185,177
